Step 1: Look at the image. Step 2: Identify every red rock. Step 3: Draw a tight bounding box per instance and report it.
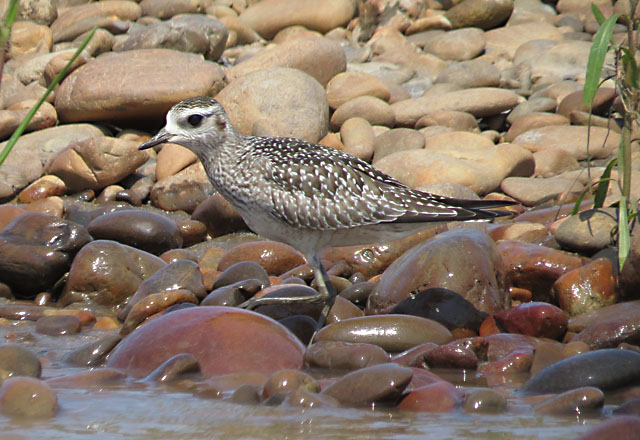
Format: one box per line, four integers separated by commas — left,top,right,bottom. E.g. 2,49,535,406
0,377,57,418
107,307,305,378
575,416,640,440
397,381,463,412
217,241,306,276
494,302,568,340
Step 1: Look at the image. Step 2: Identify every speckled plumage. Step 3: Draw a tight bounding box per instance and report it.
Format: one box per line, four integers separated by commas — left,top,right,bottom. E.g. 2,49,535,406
140,96,515,331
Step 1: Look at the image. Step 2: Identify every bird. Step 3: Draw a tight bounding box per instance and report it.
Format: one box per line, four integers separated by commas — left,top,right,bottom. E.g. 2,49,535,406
139,96,516,335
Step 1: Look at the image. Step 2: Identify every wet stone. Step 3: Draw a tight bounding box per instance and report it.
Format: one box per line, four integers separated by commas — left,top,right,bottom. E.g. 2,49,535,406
62,334,122,367
212,261,270,290
0,212,92,298
46,368,127,389
534,386,604,415
0,377,57,418
575,416,640,440
262,369,319,399
217,241,306,276
121,289,199,336
423,344,478,370
391,288,488,332
107,307,305,378
397,381,463,413
304,341,390,371
87,210,183,255
521,349,640,394
229,384,262,405
123,259,205,314
320,363,413,407
339,281,375,307
286,387,340,408
252,284,323,321
0,345,41,383
35,315,82,336
278,315,318,346
314,315,453,352
391,343,438,368
493,302,568,340
142,353,202,383
201,279,263,307
59,239,167,307
191,194,247,238
462,389,508,413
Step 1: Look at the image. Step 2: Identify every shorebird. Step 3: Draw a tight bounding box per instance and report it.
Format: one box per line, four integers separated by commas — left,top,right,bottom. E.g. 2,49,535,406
139,97,515,333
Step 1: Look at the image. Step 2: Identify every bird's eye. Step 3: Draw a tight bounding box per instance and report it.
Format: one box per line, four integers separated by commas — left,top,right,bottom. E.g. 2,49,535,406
187,114,204,127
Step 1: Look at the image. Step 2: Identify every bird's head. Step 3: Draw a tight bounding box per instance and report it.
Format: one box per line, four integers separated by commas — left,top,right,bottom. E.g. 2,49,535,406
139,97,236,157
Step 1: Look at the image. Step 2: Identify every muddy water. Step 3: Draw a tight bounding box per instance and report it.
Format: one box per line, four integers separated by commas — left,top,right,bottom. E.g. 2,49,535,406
0,320,602,440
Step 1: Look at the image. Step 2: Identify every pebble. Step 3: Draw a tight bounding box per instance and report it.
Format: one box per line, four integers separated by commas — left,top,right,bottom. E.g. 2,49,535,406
304,341,390,370
552,258,617,316
397,381,464,412
0,345,41,383
0,377,57,418
107,307,305,378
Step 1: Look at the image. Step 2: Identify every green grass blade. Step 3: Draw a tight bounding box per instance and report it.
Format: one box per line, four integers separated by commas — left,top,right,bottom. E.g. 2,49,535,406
571,188,591,215
584,13,622,108
621,47,639,88
594,157,617,208
0,27,97,167
591,3,606,25
618,194,630,269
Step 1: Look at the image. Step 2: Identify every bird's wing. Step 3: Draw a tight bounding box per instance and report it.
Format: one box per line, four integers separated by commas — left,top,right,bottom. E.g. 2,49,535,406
247,137,476,230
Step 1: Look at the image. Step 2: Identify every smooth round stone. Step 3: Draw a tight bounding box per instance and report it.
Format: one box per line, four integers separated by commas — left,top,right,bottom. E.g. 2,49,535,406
226,37,346,88
278,314,318,345
463,389,508,413
417,28,486,61
415,110,478,132
435,59,500,88
118,14,227,61
304,340,390,370
217,66,329,142
398,381,463,412
446,0,513,30
252,284,322,321
262,369,318,399
107,307,305,378
16,175,66,204
150,162,214,212
530,341,565,375
500,175,584,207
191,194,246,237
555,208,618,254
0,377,57,418
494,302,568,340
372,128,425,163
423,344,478,369
532,148,579,177
140,0,206,18
553,258,617,317
212,261,270,290
613,399,640,416
521,349,640,394
142,353,202,383
217,241,305,276
0,345,41,382
47,136,148,192
201,280,258,307
505,112,570,143
485,21,561,58
368,229,510,315
320,363,413,406
286,387,340,408
35,315,82,336
391,288,488,332
513,125,620,160
87,210,182,255
327,295,363,323
62,334,122,367
58,240,166,307
55,49,225,122
125,259,205,306
558,88,616,119
392,87,520,127
340,117,375,161
121,289,199,335
480,347,534,375
331,96,395,129
534,386,604,415
238,0,355,39
575,416,640,440
497,240,586,303
326,71,390,110
315,315,452,352
0,212,92,298
155,143,197,180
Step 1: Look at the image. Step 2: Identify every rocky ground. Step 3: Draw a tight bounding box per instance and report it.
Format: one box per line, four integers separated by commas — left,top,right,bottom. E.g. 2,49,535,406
0,0,640,438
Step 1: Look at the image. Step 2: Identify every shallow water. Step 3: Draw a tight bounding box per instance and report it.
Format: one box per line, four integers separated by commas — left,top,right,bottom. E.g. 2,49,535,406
1,321,602,439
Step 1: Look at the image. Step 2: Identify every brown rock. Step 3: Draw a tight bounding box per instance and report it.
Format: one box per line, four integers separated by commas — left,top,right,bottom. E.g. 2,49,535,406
107,307,305,378
55,49,225,122
47,136,149,192
239,0,355,39
326,71,391,110
505,112,570,143
397,381,463,412
494,302,568,339
50,1,142,42
368,229,510,314
226,37,346,87
191,194,247,237
218,241,305,276
150,162,214,213
9,21,52,58
0,377,57,418
446,0,513,30
139,0,207,19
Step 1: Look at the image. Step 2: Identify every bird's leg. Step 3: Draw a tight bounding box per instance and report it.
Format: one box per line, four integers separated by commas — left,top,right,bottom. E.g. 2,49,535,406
307,253,337,331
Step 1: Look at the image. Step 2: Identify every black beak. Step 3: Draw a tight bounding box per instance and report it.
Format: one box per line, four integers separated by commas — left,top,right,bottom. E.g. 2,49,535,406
139,128,172,150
